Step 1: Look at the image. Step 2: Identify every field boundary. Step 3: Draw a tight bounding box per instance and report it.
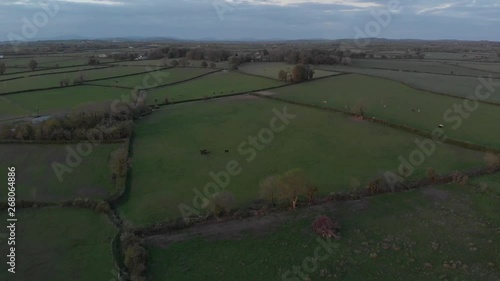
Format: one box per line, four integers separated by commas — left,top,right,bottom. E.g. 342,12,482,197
250,92,500,153
0,138,127,145
136,165,500,237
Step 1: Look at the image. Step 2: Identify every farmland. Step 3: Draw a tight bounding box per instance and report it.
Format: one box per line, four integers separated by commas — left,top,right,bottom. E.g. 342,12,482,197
268,74,500,149
0,143,122,202
1,44,499,281
146,71,285,104
147,176,500,281
318,65,500,103
4,85,131,116
119,97,485,226
0,208,117,281
92,67,217,89
239,62,338,79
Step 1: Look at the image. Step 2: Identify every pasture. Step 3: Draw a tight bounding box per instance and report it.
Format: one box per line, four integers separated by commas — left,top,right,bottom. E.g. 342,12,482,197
146,71,284,104
147,177,500,281
318,65,500,103
0,143,122,202
93,67,217,89
0,208,117,281
269,74,500,149
119,96,485,226
351,59,493,76
4,85,132,116
238,62,338,79
0,65,153,94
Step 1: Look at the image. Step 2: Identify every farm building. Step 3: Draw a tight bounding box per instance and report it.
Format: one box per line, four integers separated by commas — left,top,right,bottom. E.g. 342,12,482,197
0,55,4,59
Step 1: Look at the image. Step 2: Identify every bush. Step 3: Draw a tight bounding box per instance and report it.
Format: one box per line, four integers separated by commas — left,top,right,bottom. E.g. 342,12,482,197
212,191,236,217
312,215,341,239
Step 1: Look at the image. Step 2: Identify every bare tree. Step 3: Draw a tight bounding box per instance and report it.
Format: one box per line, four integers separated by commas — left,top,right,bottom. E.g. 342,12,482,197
277,169,307,210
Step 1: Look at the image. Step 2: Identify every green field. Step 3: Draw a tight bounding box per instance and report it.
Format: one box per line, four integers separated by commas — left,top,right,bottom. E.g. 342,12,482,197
0,65,111,80
3,56,114,68
117,59,230,69
318,65,500,103
269,74,500,149
424,52,496,61
239,62,338,79
147,177,500,281
0,143,122,202
351,59,493,76
119,97,485,226
0,96,31,119
5,85,131,115
0,208,117,281
0,66,153,94
146,71,285,104
93,67,216,89
454,62,500,74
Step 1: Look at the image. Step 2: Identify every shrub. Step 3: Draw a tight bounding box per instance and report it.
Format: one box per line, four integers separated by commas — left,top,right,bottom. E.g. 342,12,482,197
212,191,236,216
312,215,341,239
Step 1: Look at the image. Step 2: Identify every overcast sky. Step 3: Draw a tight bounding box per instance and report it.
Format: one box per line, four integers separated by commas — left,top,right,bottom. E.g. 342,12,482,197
1,0,499,41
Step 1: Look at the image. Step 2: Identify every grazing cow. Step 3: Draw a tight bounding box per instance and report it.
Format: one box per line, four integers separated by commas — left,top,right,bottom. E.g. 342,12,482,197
200,149,210,155
438,124,444,128
225,150,229,153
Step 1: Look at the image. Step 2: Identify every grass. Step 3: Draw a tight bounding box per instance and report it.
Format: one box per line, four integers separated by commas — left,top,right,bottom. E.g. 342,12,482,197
318,65,500,104
0,143,122,202
147,177,500,281
351,59,493,76
0,208,117,281
119,97,485,226
455,62,500,74
146,71,285,104
0,96,31,119
5,85,132,115
92,67,216,89
3,56,114,68
238,62,338,79
0,65,152,94
117,59,230,69
0,65,110,80
269,74,500,149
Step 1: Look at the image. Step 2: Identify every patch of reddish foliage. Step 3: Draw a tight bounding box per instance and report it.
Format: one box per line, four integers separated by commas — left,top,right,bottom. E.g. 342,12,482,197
312,215,341,239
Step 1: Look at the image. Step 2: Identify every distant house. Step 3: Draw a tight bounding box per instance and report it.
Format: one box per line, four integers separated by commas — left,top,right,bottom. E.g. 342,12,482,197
0,55,4,59
98,54,108,58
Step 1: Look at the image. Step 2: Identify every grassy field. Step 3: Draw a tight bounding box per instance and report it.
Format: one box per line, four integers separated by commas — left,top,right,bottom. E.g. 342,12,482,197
5,85,131,115
318,65,500,103
0,208,117,281
119,97,485,226
239,62,338,79
0,96,31,119
0,65,111,80
454,62,500,74
0,65,153,94
351,59,493,76
424,52,496,61
2,56,114,68
147,176,500,281
92,67,216,89
117,59,230,69
269,74,500,149
146,71,285,104
0,143,122,202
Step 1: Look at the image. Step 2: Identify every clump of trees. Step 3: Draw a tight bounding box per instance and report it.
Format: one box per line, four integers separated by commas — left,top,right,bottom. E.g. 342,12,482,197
170,59,179,67
291,64,314,83
201,61,208,68
312,215,341,239
87,56,100,65
28,59,38,71
121,232,147,281
0,62,6,75
260,169,316,210
0,98,149,141
59,78,70,87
